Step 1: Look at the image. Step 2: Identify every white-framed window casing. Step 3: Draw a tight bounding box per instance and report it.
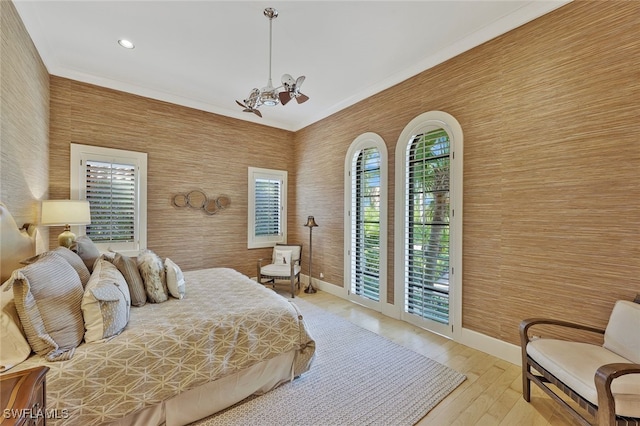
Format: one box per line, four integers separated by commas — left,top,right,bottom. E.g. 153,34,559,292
248,167,288,249
344,132,388,311
70,143,147,257
394,111,463,339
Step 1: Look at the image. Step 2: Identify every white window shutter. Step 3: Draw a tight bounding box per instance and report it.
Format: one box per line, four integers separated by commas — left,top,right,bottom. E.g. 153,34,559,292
248,167,287,248
351,147,381,302
405,129,451,324
85,160,137,243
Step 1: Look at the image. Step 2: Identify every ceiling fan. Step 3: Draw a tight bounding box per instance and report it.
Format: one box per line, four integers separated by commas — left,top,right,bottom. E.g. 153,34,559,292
235,8,309,118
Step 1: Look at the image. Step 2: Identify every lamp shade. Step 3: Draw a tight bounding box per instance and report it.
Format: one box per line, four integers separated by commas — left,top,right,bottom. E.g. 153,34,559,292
41,200,91,226
304,216,318,228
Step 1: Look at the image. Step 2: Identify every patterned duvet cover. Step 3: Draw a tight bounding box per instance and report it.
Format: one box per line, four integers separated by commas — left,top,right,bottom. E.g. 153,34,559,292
12,268,316,425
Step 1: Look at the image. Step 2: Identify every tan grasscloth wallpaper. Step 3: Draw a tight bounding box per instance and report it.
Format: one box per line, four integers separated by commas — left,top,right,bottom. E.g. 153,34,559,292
49,77,295,274
292,1,640,345
0,0,49,233
3,1,639,348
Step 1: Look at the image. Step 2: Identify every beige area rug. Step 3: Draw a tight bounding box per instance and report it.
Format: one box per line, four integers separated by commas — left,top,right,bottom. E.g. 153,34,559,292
192,298,466,426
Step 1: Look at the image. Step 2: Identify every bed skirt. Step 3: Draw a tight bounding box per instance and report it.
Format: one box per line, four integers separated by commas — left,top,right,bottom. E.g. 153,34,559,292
109,350,296,425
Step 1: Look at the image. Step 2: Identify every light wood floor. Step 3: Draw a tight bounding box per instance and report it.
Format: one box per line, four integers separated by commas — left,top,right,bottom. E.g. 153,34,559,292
286,288,585,426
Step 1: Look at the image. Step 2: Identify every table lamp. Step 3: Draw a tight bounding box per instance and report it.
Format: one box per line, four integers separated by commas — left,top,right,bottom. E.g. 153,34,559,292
41,200,91,248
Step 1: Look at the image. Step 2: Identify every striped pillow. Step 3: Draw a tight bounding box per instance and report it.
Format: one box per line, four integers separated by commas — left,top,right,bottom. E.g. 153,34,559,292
11,254,84,361
111,253,147,306
21,247,91,288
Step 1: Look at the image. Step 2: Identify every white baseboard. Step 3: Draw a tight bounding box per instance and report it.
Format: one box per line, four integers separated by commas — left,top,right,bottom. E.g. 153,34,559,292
304,275,348,298
301,275,521,366
459,328,521,366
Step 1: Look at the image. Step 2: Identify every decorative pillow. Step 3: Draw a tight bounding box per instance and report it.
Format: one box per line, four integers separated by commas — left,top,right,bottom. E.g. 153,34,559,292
273,249,292,266
100,251,116,261
603,300,640,364
21,247,91,288
82,259,131,343
164,258,185,299
0,280,31,372
70,235,101,272
10,255,84,361
111,253,147,307
137,250,168,303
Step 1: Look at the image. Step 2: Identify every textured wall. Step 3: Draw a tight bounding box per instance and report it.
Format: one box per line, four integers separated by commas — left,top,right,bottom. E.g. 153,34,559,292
49,77,294,277
31,1,640,348
292,2,640,345
0,0,49,229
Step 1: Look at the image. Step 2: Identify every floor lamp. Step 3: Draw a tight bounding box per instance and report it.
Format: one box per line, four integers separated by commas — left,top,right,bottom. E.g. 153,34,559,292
304,216,318,294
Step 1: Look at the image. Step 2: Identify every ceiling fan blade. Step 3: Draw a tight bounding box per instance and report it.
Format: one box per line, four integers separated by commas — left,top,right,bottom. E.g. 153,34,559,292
279,91,292,105
238,99,262,117
245,88,260,108
281,74,295,89
296,93,309,104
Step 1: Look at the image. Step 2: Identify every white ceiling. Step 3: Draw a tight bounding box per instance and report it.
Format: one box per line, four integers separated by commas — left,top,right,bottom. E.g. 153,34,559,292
14,1,568,131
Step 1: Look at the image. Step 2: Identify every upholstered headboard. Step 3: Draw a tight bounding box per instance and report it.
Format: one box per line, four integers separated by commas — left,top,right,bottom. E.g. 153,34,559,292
0,202,38,282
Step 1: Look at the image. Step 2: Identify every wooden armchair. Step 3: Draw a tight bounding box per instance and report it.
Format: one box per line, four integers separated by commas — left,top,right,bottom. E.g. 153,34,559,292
257,244,302,298
520,300,640,425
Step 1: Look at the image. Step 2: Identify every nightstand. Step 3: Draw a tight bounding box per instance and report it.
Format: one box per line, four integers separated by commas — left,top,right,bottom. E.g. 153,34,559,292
0,366,49,426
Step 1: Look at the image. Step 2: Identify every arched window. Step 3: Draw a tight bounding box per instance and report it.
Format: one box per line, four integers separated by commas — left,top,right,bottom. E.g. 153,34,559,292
394,112,462,337
344,133,388,311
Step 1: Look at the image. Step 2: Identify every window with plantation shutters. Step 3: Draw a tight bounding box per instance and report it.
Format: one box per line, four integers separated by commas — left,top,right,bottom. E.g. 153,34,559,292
406,129,451,324
70,144,147,255
248,167,287,248
394,111,462,338
85,160,136,243
351,147,381,301
254,178,282,237
345,133,387,311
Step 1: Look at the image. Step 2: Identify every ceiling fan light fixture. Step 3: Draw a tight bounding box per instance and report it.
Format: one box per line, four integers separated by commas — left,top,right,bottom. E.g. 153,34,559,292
260,87,279,107
235,7,309,118
260,78,280,106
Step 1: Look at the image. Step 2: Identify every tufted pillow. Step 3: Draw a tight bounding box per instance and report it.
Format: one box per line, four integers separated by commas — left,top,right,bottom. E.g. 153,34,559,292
164,258,185,299
82,259,131,343
0,280,31,372
21,247,91,288
70,235,101,272
10,255,84,361
110,253,146,307
137,250,168,303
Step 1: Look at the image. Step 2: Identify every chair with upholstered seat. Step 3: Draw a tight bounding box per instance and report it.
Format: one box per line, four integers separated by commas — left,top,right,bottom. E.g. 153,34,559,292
257,244,302,298
520,299,640,426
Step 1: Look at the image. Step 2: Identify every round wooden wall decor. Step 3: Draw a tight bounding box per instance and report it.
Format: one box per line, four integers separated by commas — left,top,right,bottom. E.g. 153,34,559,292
203,198,219,215
172,191,231,216
186,190,207,209
172,193,188,208
216,195,231,210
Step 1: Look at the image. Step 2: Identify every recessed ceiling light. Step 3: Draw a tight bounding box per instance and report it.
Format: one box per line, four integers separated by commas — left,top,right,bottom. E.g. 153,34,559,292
118,39,135,49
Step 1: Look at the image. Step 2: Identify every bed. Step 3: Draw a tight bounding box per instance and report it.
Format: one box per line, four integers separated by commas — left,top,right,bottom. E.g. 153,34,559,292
0,202,316,425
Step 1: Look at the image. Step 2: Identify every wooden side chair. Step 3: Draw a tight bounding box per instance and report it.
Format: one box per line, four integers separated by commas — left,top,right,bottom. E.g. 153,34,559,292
520,300,640,425
257,243,302,298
